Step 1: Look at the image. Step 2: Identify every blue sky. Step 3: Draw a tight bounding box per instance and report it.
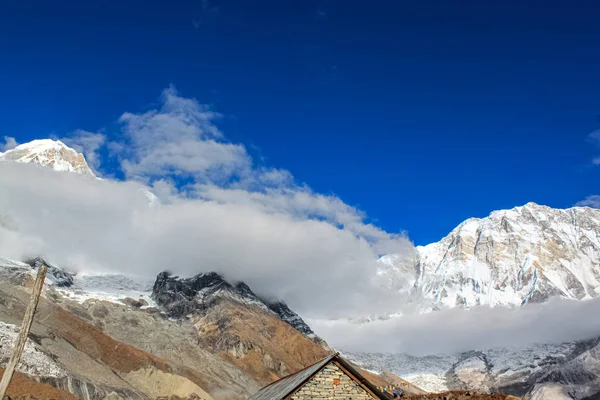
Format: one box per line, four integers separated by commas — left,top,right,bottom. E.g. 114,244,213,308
1,0,599,245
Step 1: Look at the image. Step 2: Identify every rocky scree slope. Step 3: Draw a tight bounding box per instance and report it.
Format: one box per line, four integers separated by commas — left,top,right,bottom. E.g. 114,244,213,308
524,338,600,400
0,259,215,400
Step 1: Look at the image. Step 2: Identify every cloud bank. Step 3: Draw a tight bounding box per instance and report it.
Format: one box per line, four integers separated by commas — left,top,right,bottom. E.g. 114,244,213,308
309,296,600,356
0,86,413,320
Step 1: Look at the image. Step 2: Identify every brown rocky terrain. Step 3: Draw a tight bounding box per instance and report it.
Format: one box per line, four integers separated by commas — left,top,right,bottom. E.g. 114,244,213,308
406,392,520,400
0,281,213,400
193,298,329,386
0,265,335,399
69,295,260,399
0,366,78,400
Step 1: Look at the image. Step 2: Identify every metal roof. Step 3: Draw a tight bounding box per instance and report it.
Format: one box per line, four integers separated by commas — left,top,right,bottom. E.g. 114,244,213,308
247,353,392,400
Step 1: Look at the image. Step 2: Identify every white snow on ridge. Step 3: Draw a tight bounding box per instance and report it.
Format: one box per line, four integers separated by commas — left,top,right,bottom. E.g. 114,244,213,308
0,255,157,308
58,273,158,308
380,202,600,312
345,341,580,394
0,139,96,177
0,256,32,269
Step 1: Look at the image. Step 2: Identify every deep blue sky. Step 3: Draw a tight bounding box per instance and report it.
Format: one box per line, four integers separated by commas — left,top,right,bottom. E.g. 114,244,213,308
1,0,599,245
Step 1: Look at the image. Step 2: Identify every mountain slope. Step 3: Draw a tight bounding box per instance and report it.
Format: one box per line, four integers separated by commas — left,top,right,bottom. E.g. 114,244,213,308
526,339,600,400
0,261,215,400
0,254,333,399
152,271,330,385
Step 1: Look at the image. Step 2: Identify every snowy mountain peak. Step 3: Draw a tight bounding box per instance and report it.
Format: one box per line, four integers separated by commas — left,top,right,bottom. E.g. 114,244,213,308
380,203,600,312
0,139,95,177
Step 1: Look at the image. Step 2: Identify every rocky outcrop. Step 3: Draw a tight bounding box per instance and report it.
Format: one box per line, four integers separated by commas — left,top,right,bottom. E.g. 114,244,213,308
260,298,319,339
25,257,74,288
151,271,265,318
152,271,326,345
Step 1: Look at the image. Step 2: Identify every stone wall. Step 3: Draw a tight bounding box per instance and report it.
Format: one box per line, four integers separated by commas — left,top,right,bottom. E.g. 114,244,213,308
290,362,377,400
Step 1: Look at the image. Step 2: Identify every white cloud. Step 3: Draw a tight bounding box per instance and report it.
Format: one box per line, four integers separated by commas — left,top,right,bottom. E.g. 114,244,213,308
576,195,600,208
309,296,600,356
115,86,250,184
0,136,18,152
106,86,412,256
0,162,407,319
61,130,106,174
193,185,413,255
0,86,416,320
588,130,600,165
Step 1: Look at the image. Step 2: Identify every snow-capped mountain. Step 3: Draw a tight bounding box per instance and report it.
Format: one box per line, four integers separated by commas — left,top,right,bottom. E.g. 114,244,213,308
380,202,600,312
0,139,95,177
3,138,600,399
345,340,598,397
0,139,164,208
353,203,600,399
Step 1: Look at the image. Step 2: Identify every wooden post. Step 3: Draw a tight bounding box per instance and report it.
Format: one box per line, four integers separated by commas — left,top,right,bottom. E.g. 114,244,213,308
0,264,47,399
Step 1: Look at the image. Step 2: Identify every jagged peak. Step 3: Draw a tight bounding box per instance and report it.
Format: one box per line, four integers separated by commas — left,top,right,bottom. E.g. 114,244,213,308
0,138,95,177
414,202,600,254
151,270,325,343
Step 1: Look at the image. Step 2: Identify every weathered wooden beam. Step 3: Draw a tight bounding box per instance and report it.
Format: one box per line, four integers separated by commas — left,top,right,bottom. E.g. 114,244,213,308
0,264,48,399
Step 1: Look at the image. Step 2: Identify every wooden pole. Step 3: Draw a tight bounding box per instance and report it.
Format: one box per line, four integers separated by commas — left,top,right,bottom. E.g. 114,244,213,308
0,264,47,399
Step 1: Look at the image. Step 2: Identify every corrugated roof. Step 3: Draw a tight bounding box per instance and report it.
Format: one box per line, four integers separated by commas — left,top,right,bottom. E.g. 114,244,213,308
247,353,393,400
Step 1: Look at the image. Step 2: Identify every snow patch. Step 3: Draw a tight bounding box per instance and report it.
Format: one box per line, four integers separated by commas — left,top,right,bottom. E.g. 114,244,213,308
0,321,65,378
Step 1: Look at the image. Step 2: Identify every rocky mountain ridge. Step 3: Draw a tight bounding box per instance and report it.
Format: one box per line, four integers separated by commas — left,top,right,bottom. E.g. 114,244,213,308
379,202,600,312
0,255,332,399
151,271,324,345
